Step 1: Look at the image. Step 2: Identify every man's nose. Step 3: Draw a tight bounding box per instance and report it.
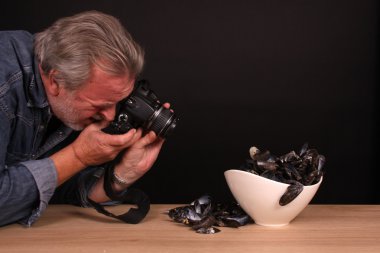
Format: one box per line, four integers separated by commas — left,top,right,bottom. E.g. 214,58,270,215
100,105,116,122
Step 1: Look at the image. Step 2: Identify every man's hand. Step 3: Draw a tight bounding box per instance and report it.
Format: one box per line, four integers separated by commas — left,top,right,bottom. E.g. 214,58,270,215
70,122,140,167
51,121,140,185
113,129,165,188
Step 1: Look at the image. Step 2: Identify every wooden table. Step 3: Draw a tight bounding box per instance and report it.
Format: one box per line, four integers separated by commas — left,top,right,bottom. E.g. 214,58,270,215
0,205,379,253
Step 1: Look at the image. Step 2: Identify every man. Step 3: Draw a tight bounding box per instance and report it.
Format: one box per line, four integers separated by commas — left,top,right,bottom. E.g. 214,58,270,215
0,11,165,226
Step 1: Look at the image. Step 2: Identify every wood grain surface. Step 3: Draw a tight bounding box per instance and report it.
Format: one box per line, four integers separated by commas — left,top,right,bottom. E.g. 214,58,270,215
0,205,379,253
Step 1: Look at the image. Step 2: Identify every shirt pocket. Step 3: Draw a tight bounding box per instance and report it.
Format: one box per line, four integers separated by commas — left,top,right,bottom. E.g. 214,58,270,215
6,114,37,166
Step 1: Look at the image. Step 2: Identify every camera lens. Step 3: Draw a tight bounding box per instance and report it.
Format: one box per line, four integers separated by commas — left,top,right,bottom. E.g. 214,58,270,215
147,106,178,138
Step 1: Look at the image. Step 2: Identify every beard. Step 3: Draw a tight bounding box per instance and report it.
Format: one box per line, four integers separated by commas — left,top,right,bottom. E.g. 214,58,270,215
48,90,87,131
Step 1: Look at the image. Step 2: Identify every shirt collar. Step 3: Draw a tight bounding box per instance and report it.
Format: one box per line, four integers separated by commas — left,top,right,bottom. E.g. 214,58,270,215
26,56,49,109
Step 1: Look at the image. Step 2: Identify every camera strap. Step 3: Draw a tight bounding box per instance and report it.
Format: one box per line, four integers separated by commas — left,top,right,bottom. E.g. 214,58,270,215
87,161,150,224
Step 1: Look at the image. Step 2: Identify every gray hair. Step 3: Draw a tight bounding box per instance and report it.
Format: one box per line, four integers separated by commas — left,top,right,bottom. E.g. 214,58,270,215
34,10,144,90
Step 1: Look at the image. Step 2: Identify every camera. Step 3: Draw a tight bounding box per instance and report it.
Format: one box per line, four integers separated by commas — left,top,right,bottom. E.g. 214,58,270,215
103,79,178,138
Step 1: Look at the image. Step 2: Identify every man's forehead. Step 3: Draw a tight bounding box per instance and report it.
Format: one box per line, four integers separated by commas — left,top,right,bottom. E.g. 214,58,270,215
77,68,134,104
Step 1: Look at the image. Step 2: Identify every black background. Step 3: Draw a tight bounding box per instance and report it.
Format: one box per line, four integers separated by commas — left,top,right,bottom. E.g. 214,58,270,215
1,1,378,204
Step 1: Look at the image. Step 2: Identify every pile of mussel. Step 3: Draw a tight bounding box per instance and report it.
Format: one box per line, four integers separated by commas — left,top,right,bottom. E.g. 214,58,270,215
240,143,325,206
168,143,325,233
168,195,251,234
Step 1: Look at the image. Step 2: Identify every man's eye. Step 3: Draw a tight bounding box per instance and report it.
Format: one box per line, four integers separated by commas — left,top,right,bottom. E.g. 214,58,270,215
98,104,114,110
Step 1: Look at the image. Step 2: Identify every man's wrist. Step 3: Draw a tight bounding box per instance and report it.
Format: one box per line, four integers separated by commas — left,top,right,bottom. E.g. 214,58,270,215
112,170,129,185
111,168,131,192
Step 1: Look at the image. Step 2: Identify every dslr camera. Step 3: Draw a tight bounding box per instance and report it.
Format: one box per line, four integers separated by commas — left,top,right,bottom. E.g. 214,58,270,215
103,79,178,138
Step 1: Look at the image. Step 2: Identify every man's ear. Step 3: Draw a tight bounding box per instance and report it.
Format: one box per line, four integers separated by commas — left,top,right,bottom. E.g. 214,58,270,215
39,64,61,96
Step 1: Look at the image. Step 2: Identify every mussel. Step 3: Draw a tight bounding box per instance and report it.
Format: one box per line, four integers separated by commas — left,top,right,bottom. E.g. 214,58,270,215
241,143,325,206
168,195,252,234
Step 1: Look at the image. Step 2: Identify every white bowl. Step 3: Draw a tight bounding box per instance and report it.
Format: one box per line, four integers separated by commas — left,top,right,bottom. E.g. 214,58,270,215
224,169,322,226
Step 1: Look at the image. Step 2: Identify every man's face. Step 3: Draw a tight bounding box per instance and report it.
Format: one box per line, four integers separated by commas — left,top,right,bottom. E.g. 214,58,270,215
50,65,134,131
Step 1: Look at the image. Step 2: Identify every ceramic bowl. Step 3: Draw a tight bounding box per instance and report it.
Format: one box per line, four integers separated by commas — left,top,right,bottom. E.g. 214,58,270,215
224,169,322,226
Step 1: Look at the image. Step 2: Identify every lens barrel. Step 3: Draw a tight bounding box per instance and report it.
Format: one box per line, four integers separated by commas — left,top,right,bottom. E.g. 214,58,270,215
147,106,178,138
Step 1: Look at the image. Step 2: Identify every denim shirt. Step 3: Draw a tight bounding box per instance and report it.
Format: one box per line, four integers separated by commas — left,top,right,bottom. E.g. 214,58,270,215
0,31,101,227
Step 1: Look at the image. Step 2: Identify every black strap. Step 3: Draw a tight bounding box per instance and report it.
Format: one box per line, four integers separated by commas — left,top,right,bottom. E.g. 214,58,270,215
87,160,150,224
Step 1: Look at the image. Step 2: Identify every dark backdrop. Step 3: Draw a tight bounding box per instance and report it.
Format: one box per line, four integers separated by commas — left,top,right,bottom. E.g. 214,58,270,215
1,0,378,204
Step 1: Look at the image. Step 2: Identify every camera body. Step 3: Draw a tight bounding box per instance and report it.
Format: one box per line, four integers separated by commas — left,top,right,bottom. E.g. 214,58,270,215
103,79,178,138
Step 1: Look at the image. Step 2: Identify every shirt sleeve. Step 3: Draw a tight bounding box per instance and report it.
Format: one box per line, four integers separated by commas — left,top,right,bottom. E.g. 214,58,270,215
0,158,57,227
19,158,58,226
50,166,104,207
